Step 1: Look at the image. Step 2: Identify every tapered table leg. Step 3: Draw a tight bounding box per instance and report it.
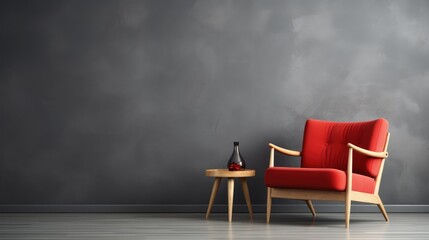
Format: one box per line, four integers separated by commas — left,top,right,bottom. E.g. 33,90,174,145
240,177,253,220
205,177,221,219
228,178,234,222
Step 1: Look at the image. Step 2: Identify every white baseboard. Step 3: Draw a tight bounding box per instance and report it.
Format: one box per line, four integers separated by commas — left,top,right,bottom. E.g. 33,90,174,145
0,204,428,213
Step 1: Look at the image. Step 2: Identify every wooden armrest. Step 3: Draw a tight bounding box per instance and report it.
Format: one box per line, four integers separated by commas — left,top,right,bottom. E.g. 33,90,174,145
347,143,388,158
268,143,301,156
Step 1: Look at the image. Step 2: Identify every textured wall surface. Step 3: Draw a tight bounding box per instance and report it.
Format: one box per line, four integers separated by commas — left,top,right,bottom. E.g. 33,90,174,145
1,0,429,206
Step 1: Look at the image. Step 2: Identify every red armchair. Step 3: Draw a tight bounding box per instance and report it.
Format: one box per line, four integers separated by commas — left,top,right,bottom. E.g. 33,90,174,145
265,119,390,228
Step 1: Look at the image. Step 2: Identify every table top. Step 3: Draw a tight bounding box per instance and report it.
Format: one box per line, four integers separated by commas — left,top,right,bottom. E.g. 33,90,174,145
205,169,255,178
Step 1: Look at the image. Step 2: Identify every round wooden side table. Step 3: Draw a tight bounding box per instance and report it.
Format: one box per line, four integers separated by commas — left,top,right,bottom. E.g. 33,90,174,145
205,169,255,222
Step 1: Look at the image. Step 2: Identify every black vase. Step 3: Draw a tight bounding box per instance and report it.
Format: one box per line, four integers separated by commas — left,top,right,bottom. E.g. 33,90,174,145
227,142,246,171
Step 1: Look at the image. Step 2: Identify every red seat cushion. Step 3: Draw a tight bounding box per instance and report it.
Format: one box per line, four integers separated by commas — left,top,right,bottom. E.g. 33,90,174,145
265,167,376,194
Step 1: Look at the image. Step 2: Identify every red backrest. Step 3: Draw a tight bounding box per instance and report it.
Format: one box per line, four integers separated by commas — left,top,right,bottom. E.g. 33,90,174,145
301,119,389,178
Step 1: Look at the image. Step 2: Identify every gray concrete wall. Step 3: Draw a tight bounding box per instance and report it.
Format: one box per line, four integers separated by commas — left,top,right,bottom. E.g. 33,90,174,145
1,0,428,207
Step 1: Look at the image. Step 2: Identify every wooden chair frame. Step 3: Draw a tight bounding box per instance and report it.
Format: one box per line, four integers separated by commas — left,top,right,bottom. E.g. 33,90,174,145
266,133,390,228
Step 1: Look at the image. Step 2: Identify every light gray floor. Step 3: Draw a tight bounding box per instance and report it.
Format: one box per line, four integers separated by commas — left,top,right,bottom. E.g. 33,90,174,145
0,213,428,239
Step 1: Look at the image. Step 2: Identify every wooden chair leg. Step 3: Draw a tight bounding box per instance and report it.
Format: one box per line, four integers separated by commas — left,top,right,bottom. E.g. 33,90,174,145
345,197,351,228
376,195,389,222
266,187,272,223
305,200,316,218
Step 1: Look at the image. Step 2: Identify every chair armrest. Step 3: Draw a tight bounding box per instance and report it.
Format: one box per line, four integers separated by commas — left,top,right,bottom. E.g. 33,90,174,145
347,143,388,158
269,143,301,156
